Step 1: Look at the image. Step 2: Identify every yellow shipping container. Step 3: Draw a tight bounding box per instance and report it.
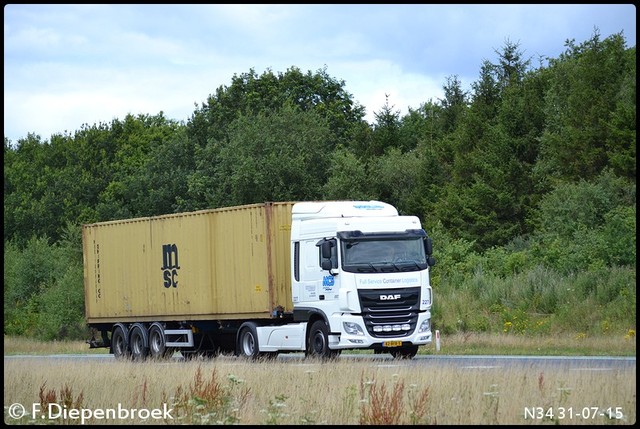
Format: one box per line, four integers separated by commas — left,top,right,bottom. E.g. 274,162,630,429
83,202,295,324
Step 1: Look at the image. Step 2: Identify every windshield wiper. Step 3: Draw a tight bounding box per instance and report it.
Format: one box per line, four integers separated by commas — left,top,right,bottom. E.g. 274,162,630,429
354,263,377,273
397,261,421,271
379,262,400,272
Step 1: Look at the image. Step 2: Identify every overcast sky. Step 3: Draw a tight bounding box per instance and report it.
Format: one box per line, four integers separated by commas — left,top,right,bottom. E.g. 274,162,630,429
3,4,636,144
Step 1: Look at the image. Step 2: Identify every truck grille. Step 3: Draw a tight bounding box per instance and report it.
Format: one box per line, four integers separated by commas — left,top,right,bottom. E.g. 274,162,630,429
358,287,420,338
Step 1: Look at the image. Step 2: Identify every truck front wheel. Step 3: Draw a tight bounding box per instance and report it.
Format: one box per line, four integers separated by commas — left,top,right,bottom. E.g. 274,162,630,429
306,320,340,360
235,323,278,360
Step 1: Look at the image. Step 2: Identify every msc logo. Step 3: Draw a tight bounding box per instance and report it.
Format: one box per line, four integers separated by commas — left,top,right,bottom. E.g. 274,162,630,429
161,244,180,288
380,294,401,300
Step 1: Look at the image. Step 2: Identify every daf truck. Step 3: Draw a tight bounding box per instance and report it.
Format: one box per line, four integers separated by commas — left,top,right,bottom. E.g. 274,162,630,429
83,201,436,360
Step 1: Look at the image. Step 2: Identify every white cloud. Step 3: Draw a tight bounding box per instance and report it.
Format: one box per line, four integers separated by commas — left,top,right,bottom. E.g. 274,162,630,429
3,4,636,143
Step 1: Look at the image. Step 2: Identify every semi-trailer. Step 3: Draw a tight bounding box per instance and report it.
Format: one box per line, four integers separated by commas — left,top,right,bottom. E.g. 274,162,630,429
83,200,435,360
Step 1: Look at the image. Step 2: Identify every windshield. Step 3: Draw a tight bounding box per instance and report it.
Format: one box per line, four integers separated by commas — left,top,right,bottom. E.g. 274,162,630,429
341,238,427,273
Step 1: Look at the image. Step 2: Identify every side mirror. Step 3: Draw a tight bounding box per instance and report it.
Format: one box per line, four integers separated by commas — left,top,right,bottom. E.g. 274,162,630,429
317,238,337,272
427,256,436,267
424,237,433,256
321,241,333,259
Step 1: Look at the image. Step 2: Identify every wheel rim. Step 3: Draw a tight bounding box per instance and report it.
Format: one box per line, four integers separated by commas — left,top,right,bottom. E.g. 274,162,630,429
241,331,255,356
129,326,148,360
313,332,326,353
113,329,126,357
131,331,142,355
150,329,164,356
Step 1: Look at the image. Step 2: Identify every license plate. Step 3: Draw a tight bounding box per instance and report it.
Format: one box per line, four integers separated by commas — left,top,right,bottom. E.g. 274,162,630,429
383,341,402,347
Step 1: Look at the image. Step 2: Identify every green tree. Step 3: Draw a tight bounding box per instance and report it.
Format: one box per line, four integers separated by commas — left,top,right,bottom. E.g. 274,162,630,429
433,40,536,249
368,95,403,157
536,30,635,182
94,113,183,220
439,75,469,134
369,147,426,217
139,127,197,214
4,119,124,245
530,169,636,272
322,145,372,200
187,66,366,151
35,223,86,340
4,236,56,335
434,125,526,249
190,103,332,207
399,101,444,153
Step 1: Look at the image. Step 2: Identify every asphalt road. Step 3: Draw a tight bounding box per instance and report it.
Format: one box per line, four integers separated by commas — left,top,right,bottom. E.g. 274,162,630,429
4,353,636,371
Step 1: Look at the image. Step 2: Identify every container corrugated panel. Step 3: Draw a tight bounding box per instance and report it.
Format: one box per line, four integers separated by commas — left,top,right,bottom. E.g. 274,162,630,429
83,202,295,324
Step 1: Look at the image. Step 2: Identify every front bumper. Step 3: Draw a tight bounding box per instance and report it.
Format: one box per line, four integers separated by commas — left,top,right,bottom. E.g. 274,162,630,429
329,311,432,350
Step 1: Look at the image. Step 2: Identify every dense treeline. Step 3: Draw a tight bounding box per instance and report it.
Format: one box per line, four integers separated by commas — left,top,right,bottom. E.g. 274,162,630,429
4,31,636,341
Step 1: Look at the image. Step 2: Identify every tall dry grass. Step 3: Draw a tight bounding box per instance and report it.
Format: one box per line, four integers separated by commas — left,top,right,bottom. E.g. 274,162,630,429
4,355,635,425
432,331,637,356
3,335,105,355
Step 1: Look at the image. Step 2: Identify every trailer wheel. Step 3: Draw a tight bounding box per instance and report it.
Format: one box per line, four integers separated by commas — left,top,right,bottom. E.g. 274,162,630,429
306,320,340,360
390,345,419,359
111,325,129,359
149,323,172,359
129,323,149,361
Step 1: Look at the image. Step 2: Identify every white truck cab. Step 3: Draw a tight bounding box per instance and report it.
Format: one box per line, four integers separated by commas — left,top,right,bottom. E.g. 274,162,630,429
287,200,435,359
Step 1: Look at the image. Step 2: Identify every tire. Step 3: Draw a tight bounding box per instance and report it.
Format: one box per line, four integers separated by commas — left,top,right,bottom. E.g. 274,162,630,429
111,325,129,359
306,320,340,360
236,322,261,359
390,345,419,359
149,323,172,360
129,323,149,361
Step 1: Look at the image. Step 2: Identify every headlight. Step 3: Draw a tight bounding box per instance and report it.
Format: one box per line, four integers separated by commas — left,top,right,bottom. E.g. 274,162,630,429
343,322,364,335
418,319,430,333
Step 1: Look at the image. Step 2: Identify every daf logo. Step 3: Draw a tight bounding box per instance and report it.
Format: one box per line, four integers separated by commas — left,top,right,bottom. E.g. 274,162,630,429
380,294,401,300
